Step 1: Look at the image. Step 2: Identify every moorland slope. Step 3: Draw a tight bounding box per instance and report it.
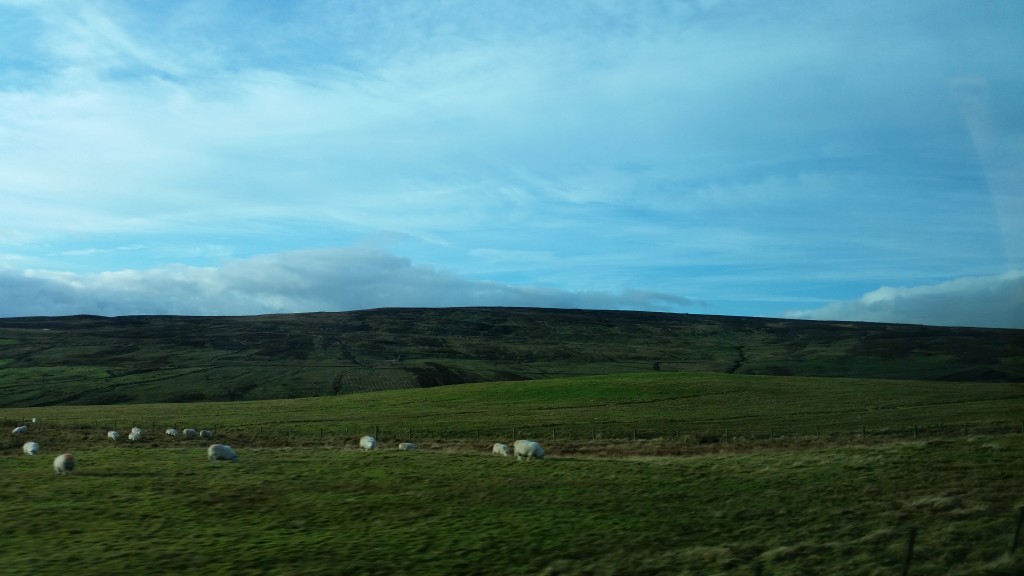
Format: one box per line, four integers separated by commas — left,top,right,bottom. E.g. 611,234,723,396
0,307,1021,407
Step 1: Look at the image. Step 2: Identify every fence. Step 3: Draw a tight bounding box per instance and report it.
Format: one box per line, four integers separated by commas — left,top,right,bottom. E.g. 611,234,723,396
7,417,1024,446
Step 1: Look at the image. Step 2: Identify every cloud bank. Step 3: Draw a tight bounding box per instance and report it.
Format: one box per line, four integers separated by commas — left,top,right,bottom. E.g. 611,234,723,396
0,248,696,317
787,271,1024,329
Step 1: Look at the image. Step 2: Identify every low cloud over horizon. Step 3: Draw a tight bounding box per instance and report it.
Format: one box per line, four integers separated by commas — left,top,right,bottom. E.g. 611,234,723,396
0,247,697,318
1,247,1019,329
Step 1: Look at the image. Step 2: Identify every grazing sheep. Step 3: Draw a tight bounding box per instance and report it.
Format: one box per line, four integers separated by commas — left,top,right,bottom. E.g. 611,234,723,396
200,430,213,440
182,428,198,440
513,439,545,461
53,453,75,475
359,436,377,451
492,443,511,456
107,431,121,441
165,428,178,437
397,442,417,451
128,431,143,442
12,425,28,435
23,441,40,455
31,417,38,423
131,427,143,435
207,444,239,462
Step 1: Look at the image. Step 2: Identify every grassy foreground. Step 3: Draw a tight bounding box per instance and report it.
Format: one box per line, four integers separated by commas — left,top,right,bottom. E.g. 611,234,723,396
2,438,1023,575
3,373,1024,574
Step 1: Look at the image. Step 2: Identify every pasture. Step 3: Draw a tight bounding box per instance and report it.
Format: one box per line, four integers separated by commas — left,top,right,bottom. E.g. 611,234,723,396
3,372,1024,574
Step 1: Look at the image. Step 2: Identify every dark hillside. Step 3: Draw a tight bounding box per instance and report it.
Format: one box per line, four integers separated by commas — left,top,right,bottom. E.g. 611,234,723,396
0,307,1021,407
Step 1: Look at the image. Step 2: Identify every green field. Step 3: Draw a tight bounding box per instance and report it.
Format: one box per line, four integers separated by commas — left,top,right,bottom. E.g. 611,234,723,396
3,372,1024,575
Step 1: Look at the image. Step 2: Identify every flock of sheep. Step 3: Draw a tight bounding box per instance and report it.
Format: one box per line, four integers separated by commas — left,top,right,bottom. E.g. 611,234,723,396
12,422,239,474
13,422,546,474
356,435,545,460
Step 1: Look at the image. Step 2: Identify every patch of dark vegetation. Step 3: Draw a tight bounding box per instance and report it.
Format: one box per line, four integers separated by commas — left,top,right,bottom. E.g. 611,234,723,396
164,391,208,403
409,362,470,387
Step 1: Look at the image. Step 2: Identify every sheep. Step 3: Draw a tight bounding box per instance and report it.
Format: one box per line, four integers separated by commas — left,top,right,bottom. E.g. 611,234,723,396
11,425,28,435
31,417,38,423
492,443,511,456
200,430,213,440
207,444,239,462
23,441,40,455
131,426,143,435
359,436,377,451
513,439,545,461
128,431,143,442
165,428,178,437
53,453,75,475
182,428,198,440
397,442,417,451
107,430,121,441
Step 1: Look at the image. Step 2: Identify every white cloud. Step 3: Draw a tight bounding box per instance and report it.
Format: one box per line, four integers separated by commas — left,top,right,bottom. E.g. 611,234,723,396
786,271,1024,329
0,247,696,317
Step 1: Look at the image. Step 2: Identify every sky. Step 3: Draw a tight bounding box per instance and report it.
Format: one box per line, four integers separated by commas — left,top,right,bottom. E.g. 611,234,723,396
1,0,1022,328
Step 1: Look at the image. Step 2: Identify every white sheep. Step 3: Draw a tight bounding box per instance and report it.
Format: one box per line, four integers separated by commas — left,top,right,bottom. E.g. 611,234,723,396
182,428,198,440
11,425,28,435
53,453,75,475
359,436,377,451
131,426,143,435
23,441,40,455
200,430,213,440
513,439,545,461
128,431,143,442
397,442,417,451
207,444,239,462
107,430,121,441
165,428,178,437
31,417,38,423
492,443,511,457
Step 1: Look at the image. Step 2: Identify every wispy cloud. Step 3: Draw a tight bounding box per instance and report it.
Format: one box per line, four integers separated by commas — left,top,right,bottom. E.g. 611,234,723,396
0,1,1021,326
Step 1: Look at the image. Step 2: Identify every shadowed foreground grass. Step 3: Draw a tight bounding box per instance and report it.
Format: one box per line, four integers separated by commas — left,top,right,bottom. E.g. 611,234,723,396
2,436,1023,575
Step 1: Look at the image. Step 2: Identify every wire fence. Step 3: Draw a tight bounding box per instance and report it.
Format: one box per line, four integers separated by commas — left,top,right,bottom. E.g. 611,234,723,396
6,416,1024,447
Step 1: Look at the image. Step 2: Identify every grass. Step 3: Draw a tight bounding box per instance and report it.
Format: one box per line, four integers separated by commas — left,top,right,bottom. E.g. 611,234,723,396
2,438,1023,575
1,372,1024,573
4,372,1022,443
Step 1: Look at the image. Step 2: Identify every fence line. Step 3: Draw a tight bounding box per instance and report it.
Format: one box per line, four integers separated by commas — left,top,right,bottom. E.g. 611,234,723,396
5,417,1024,444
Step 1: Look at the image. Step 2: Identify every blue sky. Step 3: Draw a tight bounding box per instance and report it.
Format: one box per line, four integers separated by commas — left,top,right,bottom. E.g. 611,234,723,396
1,0,1022,328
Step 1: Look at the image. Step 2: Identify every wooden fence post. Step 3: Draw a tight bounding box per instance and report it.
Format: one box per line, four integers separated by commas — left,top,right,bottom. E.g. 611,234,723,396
901,527,917,576
1011,506,1024,553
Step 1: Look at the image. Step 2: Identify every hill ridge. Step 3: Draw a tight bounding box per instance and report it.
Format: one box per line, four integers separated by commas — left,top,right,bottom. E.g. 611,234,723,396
1,307,1021,407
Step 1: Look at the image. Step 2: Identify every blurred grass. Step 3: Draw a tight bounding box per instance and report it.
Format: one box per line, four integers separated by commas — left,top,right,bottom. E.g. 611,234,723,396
2,437,1023,575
